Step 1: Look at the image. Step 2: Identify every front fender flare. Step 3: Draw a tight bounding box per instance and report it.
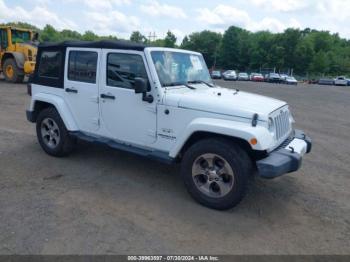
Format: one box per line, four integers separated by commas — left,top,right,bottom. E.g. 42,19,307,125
169,118,274,158
31,93,78,131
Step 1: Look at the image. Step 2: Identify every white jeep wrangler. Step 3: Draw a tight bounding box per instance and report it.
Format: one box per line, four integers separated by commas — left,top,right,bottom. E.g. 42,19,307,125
26,40,312,210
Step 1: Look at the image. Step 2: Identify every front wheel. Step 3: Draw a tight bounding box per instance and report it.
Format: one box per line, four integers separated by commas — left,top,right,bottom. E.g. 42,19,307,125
181,138,253,210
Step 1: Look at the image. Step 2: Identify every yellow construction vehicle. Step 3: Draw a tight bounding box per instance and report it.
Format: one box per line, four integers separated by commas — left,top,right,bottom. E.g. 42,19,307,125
0,26,38,83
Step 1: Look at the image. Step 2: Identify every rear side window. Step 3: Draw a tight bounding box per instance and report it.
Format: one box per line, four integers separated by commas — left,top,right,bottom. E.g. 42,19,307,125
107,53,148,89
68,51,98,83
39,51,62,79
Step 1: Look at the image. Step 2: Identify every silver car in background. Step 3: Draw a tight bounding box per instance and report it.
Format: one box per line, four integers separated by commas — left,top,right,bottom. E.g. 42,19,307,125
238,72,249,81
334,76,348,86
222,70,237,81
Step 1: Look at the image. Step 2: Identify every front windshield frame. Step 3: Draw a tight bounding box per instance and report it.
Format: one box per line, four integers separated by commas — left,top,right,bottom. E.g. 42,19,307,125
150,50,213,87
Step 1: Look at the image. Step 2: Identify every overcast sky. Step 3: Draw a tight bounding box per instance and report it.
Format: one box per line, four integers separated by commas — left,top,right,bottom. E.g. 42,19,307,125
1,0,350,42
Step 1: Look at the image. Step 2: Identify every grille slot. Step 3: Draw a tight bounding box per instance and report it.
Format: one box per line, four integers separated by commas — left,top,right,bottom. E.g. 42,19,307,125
272,108,291,141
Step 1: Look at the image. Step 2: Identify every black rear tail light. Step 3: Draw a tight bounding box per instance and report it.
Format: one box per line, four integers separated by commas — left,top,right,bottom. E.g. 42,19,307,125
27,83,32,96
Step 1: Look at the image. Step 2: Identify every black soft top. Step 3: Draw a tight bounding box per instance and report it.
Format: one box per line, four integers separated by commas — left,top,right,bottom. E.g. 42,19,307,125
33,40,147,88
39,40,147,51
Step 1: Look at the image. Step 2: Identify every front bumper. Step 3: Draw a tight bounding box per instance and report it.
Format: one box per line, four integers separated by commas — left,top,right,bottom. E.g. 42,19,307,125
256,129,312,179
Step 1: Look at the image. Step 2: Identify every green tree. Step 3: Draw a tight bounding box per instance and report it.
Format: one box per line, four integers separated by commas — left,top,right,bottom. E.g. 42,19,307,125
40,24,61,42
294,38,314,74
130,31,146,43
181,30,222,69
60,29,82,41
82,30,99,41
164,30,177,48
309,51,330,74
220,26,250,70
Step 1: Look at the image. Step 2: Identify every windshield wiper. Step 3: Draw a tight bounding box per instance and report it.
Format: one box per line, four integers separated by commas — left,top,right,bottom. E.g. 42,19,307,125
163,82,196,90
187,80,215,87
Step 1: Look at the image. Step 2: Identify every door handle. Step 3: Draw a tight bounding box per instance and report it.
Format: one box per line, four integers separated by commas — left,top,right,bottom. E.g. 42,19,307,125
65,88,78,94
100,93,115,100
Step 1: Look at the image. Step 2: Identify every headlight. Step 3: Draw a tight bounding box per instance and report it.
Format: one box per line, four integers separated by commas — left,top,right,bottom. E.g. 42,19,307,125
268,117,274,131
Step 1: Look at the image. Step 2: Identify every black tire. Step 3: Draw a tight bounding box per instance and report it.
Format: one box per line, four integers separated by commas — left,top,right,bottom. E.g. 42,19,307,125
3,58,24,83
36,107,75,157
181,138,253,210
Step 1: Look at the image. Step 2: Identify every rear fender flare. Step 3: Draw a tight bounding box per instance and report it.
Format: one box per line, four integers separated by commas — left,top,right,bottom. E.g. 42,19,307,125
30,93,78,131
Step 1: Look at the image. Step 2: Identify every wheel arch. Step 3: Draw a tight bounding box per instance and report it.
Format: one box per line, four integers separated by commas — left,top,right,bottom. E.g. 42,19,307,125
169,118,273,160
30,94,78,131
177,131,266,162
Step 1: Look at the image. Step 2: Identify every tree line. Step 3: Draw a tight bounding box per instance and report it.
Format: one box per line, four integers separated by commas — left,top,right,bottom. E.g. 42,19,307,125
180,27,350,77
3,22,350,77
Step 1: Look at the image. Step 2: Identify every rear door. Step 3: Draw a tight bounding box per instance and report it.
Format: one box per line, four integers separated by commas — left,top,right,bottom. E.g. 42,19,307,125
64,48,100,133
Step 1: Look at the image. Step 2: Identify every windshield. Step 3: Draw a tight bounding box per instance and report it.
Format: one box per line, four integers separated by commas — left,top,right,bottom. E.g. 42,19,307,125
151,51,212,87
11,30,31,44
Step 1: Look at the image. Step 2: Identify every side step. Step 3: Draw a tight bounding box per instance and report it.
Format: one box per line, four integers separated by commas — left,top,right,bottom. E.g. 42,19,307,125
69,131,174,164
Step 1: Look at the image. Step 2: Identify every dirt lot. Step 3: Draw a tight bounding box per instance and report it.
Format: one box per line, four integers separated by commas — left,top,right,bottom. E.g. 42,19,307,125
0,80,349,255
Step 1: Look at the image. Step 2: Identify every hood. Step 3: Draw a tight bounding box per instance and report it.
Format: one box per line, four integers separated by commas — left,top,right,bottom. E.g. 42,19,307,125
164,85,287,121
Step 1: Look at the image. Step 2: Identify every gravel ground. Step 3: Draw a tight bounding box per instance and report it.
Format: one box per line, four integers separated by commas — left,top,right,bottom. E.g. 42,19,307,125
0,80,349,255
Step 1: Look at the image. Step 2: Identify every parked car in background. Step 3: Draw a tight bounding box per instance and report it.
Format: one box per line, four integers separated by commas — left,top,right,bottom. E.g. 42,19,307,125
238,72,249,81
348,79,350,86
334,76,348,86
266,73,281,83
211,70,222,79
264,74,269,82
318,78,335,85
222,70,237,81
250,73,264,82
284,76,298,85
279,74,289,81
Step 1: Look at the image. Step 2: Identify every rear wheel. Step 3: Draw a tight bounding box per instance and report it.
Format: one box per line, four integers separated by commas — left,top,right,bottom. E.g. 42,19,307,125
36,107,75,157
181,138,253,210
3,58,24,83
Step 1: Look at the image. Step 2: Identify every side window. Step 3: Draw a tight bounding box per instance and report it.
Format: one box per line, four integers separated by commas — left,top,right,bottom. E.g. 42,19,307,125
68,51,98,84
39,51,62,79
107,53,148,89
1,29,8,49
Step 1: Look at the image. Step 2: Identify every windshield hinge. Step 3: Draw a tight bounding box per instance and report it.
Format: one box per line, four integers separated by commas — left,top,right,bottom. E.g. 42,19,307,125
252,113,259,127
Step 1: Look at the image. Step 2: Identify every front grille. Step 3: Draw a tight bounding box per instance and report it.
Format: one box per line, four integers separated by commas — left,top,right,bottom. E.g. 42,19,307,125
272,107,291,141
275,133,294,151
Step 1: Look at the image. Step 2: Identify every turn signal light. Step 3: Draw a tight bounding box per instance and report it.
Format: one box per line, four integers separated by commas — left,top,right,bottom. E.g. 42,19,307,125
250,138,258,145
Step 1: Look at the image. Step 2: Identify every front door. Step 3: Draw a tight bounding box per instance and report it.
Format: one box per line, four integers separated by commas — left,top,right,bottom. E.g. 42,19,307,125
99,49,157,147
64,48,100,133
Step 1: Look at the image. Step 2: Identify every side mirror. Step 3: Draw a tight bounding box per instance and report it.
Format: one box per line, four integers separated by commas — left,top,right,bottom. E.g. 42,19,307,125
134,77,148,94
134,77,154,103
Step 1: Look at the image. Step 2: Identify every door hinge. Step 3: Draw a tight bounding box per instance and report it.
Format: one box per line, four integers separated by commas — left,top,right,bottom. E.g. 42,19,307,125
92,118,100,126
90,96,99,103
147,129,156,138
146,105,157,114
